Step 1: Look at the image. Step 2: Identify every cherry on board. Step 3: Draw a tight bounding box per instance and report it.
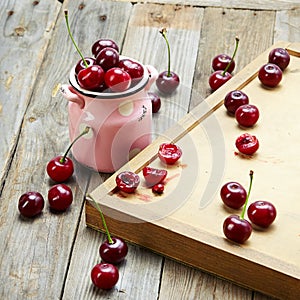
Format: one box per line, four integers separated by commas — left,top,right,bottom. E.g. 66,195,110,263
224,90,249,115
158,143,182,165
268,48,290,71
48,184,73,211
91,263,119,290
116,171,140,193
235,133,259,155
142,166,167,187
235,104,260,127
258,63,282,87
152,183,165,194
18,191,45,218
220,182,247,209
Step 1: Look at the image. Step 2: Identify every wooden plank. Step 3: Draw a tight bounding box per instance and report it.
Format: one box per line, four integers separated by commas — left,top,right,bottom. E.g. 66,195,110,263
0,0,61,189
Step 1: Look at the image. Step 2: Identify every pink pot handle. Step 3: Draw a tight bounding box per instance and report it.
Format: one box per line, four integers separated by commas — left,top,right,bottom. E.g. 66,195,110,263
60,84,85,109
145,65,158,91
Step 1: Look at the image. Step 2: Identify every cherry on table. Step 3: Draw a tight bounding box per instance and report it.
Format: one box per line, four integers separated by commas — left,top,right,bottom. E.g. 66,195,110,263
224,90,249,115
247,200,277,228
235,104,260,127
116,171,140,193
258,63,282,87
235,133,259,155
91,38,119,57
104,67,132,92
142,166,167,187
268,48,290,71
158,143,182,165
212,53,235,73
48,184,73,211
18,191,44,218
96,47,119,71
220,182,247,209
91,263,119,290
148,92,161,113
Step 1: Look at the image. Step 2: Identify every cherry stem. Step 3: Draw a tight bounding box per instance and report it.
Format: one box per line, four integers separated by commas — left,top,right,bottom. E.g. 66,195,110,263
160,28,172,77
87,194,113,244
64,10,88,68
240,170,254,219
222,36,240,76
60,126,90,163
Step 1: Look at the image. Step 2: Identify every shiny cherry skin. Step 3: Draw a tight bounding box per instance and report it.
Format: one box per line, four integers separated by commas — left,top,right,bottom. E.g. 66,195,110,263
91,263,119,290
247,200,277,228
224,90,249,115
18,192,44,218
96,47,119,71
48,184,73,211
148,92,161,113
142,166,167,187
209,70,232,91
46,156,74,183
75,57,96,75
116,171,140,193
235,133,259,155
268,48,290,71
104,67,131,92
235,104,259,127
92,38,119,57
77,65,105,90
156,71,180,94
223,215,252,244
100,237,128,264
158,143,182,165
212,54,235,73
258,63,282,87
220,182,247,209
118,59,144,83
152,183,164,194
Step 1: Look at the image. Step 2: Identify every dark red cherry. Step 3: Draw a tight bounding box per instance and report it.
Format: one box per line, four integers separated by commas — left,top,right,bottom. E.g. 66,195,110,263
235,104,260,127
156,71,180,94
100,237,128,264
104,67,131,92
116,171,140,193
148,92,161,113
268,48,290,71
142,166,167,187
75,57,96,75
158,143,182,165
152,183,164,194
220,182,247,209
235,133,259,155
118,59,144,83
209,70,232,91
18,192,44,218
48,184,73,211
96,47,119,71
258,63,282,87
224,90,249,115
91,39,119,57
77,65,105,90
91,263,119,290
212,54,235,73
247,200,277,228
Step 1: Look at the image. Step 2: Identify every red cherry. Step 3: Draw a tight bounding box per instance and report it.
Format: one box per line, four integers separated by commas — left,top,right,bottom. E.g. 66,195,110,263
100,237,128,264
104,67,131,92
118,59,144,84
142,166,167,187
209,70,232,91
77,65,105,90
268,48,290,71
48,184,73,211
235,133,259,155
46,156,74,183
235,104,259,127
156,71,180,94
258,63,282,87
148,92,161,113
91,39,119,57
158,143,182,165
96,47,119,71
91,263,119,290
212,54,235,73
247,200,277,228
75,57,96,75
224,90,249,115
220,182,247,209
116,171,140,193
223,215,252,244
152,183,165,194
18,192,44,218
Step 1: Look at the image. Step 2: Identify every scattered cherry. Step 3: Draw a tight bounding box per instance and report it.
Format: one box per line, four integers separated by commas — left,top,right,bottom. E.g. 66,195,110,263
235,104,259,127
223,170,254,244
48,184,73,211
258,63,282,87
247,200,277,228
104,67,132,92
96,47,119,71
156,28,180,94
220,182,247,209
91,263,119,290
268,48,290,71
142,166,167,187
148,92,161,113
224,90,249,115
18,191,45,218
158,143,182,165
91,38,119,57
212,53,235,73
152,183,164,194
47,126,90,183
116,171,140,193
235,133,259,155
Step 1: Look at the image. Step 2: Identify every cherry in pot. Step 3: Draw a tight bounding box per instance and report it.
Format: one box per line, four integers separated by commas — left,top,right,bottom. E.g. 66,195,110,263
48,184,73,211
91,263,119,290
116,171,140,193
235,104,259,128
224,90,249,115
96,47,119,71
158,143,182,165
18,191,44,218
258,63,282,88
104,67,131,92
220,182,247,209
268,48,290,71
75,57,96,75
148,92,161,113
235,133,259,155
91,38,119,57
119,58,144,84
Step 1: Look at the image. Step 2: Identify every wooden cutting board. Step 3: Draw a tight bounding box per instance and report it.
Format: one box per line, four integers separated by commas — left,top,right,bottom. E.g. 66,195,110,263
85,41,300,300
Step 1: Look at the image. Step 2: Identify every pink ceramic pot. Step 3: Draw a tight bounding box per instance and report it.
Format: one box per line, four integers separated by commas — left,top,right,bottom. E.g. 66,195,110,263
61,59,158,173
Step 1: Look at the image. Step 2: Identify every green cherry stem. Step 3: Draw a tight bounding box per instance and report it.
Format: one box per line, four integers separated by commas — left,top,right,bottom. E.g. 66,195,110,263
87,194,113,244
240,170,254,219
60,126,90,163
64,10,88,68
160,28,172,77
222,36,240,76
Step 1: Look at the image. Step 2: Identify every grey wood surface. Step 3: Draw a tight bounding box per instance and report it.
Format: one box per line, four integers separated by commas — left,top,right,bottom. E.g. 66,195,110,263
0,0,299,299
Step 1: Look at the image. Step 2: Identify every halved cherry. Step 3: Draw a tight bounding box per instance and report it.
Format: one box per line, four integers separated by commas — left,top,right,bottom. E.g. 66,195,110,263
142,167,167,187
158,143,182,165
116,171,140,193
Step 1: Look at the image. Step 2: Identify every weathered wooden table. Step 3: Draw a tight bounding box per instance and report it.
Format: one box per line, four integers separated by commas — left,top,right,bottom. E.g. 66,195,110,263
1,0,299,299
